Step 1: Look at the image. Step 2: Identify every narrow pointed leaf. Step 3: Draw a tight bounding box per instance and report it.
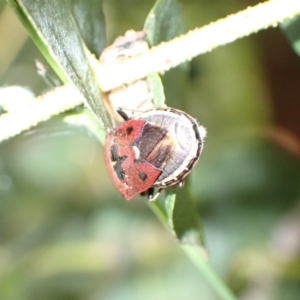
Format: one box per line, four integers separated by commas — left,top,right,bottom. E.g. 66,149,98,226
143,0,185,108
70,0,106,57
7,0,111,130
165,185,205,248
144,0,184,46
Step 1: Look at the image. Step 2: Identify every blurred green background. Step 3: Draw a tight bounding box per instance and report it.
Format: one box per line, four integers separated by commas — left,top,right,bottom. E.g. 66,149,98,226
1,0,300,299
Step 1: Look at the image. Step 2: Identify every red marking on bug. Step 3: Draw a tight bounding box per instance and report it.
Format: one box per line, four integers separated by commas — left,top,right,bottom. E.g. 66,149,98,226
111,119,145,145
104,120,162,200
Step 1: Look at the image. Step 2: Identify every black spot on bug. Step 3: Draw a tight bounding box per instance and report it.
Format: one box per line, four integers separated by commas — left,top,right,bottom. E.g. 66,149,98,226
110,145,127,180
139,172,148,181
138,172,148,181
126,126,134,135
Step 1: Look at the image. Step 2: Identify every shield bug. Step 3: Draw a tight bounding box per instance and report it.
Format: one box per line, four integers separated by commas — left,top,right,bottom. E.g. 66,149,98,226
104,107,206,201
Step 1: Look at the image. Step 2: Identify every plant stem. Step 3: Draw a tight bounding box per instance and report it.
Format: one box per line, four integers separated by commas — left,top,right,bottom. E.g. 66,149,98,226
149,201,236,300
1,0,300,142
93,0,300,91
0,85,83,142
183,245,237,300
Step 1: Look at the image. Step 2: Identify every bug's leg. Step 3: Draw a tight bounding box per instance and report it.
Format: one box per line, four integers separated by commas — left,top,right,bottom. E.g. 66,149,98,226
177,180,185,188
147,188,163,202
140,187,154,199
116,108,130,121
140,190,149,197
117,107,148,121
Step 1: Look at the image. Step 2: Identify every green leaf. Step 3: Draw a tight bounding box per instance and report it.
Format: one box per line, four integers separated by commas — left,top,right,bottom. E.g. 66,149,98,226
144,0,184,46
146,73,165,107
280,14,300,57
144,0,188,110
70,0,106,57
143,0,185,108
165,185,205,248
148,184,205,250
7,0,111,130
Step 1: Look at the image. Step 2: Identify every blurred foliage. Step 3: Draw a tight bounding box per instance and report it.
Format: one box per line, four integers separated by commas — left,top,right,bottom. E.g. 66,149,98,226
281,14,300,58
1,0,300,300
